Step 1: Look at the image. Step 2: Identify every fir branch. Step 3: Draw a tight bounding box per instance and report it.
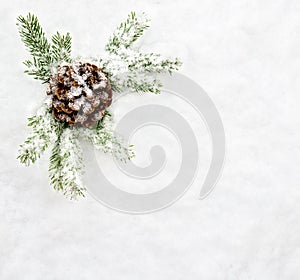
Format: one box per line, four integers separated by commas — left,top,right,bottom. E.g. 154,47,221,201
99,54,128,79
107,73,162,94
17,13,52,82
100,46,181,94
99,53,179,94
126,73,162,94
51,32,72,63
107,71,162,94
18,104,61,166
49,127,64,192
80,112,134,162
105,11,150,54
49,128,86,200
127,52,182,74
17,13,73,82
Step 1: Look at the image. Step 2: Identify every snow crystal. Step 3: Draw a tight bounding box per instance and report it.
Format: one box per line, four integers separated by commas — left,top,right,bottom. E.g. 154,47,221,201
97,71,107,80
75,114,88,123
101,92,109,100
84,87,93,98
92,111,103,119
82,102,92,114
69,96,85,111
92,97,100,107
70,86,83,97
59,67,67,75
99,80,107,88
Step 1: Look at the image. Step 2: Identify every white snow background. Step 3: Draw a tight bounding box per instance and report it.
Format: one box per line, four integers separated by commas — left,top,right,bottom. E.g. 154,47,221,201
1,0,300,279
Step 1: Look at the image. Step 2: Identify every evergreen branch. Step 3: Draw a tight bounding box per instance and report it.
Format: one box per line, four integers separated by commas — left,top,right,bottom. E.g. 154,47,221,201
23,57,53,82
17,104,61,166
99,53,180,94
49,128,86,199
107,73,162,94
17,13,52,82
126,73,162,94
51,32,72,63
105,11,150,54
107,71,162,94
17,14,73,82
127,52,182,74
80,112,134,162
17,13,51,60
49,127,64,192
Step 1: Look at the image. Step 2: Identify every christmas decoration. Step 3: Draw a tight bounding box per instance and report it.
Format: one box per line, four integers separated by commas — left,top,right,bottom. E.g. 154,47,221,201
17,12,181,199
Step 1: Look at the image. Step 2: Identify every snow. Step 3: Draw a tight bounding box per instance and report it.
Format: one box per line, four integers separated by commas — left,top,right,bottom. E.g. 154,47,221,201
1,0,300,279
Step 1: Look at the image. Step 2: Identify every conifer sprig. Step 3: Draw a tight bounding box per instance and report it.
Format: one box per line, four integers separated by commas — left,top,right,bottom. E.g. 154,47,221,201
17,13,52,82
49,128,86,200
48,128,64,192
17,14,51,62
79,112,134,162
101,12,181,94
127,52,182,74
51,32,72,64
17,104,61,165
105,12,150,54
17,13,73,82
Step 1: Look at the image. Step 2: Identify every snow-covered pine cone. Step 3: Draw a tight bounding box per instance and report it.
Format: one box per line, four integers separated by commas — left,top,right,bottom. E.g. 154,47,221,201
47,62,112,127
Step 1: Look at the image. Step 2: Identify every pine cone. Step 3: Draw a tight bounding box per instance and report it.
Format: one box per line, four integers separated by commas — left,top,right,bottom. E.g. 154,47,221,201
47,62,112,127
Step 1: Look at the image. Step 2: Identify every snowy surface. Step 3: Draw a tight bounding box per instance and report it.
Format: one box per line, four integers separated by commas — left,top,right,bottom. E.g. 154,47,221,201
1,0,300,279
